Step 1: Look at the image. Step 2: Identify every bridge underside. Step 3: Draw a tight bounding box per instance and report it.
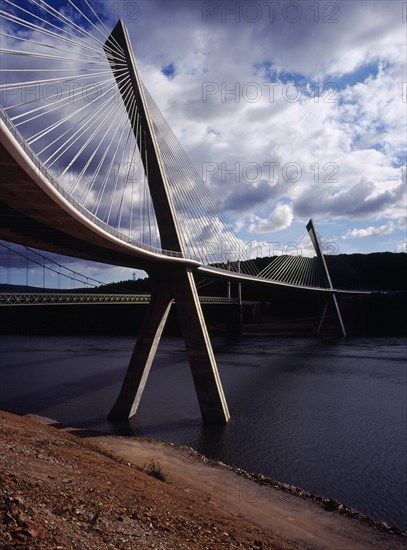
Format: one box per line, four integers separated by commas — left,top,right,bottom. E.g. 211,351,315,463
0,142,160,272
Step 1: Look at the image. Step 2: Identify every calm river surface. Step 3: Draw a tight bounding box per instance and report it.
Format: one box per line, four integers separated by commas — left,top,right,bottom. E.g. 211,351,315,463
0,335,406,529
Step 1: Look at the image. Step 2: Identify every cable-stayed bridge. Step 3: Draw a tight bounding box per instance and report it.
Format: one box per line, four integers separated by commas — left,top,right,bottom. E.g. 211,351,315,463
0,1,371,423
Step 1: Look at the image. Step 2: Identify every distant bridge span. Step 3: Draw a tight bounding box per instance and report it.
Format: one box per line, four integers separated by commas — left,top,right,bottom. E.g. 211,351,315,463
0,293,237,307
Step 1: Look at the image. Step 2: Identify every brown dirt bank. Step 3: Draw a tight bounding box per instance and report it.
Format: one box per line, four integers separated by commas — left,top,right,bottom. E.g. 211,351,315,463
1,411,405,549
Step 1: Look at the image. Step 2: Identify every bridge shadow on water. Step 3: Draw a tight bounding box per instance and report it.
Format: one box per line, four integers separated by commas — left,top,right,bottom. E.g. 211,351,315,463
0,362,126,420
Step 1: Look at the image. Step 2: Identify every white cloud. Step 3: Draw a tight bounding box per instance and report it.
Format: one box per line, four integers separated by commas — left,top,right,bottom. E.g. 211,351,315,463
342,221,396,239
248,203,294,233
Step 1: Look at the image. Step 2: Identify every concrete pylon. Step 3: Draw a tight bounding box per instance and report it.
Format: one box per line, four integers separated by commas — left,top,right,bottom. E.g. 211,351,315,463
306,219,346,337
105,21,230,423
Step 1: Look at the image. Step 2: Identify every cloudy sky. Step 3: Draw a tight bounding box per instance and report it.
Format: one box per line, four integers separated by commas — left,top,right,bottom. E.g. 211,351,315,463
2,0,406,286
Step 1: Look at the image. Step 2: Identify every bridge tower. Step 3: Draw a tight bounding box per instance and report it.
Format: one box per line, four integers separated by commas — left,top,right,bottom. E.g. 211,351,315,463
105,21,230,422
306,219,346,337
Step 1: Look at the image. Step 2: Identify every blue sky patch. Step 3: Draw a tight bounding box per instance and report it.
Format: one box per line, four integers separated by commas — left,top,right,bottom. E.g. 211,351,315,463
162,62,176,79
255,60,383,98
254,62,309,88
328,61,382,91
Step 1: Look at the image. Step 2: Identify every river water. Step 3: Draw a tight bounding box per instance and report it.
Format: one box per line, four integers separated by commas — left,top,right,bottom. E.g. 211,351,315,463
0,334,406,529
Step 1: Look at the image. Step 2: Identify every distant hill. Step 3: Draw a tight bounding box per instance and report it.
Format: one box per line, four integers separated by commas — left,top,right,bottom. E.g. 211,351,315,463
325,252,407,291
0,284,90,294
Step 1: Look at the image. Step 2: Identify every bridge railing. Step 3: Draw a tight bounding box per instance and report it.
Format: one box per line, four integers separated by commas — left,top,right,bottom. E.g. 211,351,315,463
0,108,187,261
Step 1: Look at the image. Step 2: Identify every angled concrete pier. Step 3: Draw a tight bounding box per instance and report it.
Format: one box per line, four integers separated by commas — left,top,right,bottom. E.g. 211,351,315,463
108,268,230,423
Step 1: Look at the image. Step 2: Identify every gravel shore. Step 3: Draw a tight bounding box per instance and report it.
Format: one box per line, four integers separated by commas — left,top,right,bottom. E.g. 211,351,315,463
1,410,405,549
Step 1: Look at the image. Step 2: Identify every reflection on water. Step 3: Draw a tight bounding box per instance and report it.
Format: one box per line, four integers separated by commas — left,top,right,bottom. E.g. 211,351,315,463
0,334,406,529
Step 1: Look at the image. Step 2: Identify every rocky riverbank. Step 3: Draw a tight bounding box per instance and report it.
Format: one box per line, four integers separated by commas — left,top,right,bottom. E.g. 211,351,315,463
1,410,405,549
